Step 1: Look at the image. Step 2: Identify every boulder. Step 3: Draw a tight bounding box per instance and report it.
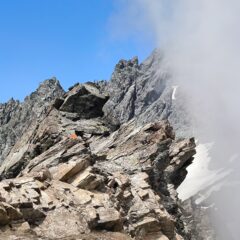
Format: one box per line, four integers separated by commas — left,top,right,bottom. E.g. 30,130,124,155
97,207,122,231
52,158,90,182
133,217,161,235
59,83,109,119
70,167,101,190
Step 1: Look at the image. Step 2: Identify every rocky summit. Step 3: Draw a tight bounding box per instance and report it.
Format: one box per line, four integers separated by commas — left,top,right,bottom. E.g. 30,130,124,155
0,78,64,165
0,51,197,239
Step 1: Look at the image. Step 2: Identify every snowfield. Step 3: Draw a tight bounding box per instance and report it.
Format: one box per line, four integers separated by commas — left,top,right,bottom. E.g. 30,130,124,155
177,142,230,201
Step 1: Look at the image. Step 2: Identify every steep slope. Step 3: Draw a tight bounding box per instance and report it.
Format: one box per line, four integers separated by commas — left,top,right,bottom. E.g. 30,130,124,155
102,49,192,137
100,50,215,239
0,50,206,239
0,80,196,239
0,78,64,164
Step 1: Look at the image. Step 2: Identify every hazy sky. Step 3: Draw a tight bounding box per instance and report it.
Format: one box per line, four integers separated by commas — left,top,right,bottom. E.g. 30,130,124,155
0,0,154,102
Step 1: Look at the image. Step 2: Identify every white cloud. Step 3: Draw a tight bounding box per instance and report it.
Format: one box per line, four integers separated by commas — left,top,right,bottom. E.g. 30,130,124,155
113,1,240,238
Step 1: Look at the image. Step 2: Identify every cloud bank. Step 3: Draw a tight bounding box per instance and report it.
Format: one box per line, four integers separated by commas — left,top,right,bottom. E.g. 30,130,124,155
112,0,240,238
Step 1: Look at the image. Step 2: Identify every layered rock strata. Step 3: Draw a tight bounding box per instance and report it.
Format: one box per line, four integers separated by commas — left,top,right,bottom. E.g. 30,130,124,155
0,82,196,239
0,78,64,164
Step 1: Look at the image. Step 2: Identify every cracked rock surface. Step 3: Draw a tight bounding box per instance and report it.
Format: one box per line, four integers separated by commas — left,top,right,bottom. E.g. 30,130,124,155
0,51,197,239
0,78,64,164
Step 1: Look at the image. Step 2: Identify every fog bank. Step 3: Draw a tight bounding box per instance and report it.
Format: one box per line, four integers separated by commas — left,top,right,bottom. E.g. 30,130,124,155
113,1,240,238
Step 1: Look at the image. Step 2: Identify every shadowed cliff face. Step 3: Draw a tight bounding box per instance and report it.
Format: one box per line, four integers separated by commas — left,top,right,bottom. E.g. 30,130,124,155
102,49,192,138
0,52,197,239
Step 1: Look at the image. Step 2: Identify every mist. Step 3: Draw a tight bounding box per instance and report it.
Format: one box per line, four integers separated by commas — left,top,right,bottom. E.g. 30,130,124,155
113,0,240,238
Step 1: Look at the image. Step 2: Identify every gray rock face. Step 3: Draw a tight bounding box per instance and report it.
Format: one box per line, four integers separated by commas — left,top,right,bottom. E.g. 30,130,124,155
0,50,206,239
103,49,192,137
59,82,109,119
0,78,65,164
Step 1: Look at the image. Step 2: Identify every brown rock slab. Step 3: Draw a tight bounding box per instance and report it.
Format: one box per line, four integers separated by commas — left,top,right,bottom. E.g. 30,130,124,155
53,158,89,182
0,205,9,225
34,208,89,239
70,167,100,190
59,83,108,119
1,202,22,221
133,217,161,234
20,207,46,223
73,188,93,205
97,207,122,231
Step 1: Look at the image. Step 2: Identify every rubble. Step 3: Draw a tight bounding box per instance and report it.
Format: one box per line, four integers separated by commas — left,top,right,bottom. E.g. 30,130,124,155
0,62,196,239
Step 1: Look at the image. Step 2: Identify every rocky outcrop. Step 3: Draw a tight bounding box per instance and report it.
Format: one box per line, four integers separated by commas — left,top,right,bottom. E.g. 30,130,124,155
0,78,64,164
102,49,192,137
0,80,196,239
59,82,109,119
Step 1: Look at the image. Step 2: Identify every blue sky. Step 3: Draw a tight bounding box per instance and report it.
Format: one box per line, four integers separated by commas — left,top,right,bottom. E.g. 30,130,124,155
0,0,154,102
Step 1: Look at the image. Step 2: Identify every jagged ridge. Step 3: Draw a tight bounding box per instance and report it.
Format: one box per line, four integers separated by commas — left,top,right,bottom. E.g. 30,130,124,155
0,51,196,240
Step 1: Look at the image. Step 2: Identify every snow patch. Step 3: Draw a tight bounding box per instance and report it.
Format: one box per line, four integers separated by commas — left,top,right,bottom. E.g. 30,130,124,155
177,142,230,201
172,86,178,100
